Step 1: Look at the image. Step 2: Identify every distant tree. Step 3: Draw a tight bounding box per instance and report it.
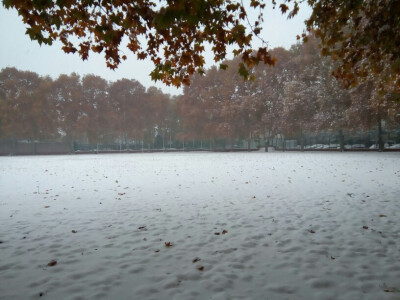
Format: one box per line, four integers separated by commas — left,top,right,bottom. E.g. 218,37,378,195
146,86,169,149
348,80,400,151
81,75,113,144
0,68,57,141
254,47,290,148
108,79,147,145
281,80,317,150
178,67,230,149
222,59,264,150
52,73,86,143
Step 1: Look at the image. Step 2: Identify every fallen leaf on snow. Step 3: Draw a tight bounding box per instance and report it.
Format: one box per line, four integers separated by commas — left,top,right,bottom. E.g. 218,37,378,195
192,257,201,263
71,230,77,233
165,242,173,247
197,266,204,271
363,226,369,230
222,230,228,234
47,260,57,267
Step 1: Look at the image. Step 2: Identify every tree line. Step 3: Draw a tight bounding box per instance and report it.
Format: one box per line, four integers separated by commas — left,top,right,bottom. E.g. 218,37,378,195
1,38,399,151
178,38,400,151
0,69,174,148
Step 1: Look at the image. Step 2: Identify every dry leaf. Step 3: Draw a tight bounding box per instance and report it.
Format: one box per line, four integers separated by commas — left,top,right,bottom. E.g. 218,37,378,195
47,260,57,267
138,226,146,230
222,230,228,234
192,257,201,263
165,242,173,247
214,232,220,235
363,226,369,229
71,230,77,233
197,266,204,271
379,214,387,217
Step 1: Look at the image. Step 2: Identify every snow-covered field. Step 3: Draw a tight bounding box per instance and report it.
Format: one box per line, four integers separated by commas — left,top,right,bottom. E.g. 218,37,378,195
1,152,399,300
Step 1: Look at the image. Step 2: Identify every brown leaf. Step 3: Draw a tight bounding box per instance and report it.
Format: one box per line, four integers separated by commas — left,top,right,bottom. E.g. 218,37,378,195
71,230,77,233
379,214,387,217
222,230,228,234
165,242,173,247
47,260,57,267
192,257,201,263
363,226,369,229
197,266,204,271
214,232,220,235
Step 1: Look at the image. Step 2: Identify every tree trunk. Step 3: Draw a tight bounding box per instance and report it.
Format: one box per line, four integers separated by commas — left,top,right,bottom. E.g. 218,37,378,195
265,139,269,152
338,129,344,152
378,117,384,152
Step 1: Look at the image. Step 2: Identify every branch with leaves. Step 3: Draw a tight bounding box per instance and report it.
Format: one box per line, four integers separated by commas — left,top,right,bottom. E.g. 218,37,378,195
3,0,298,86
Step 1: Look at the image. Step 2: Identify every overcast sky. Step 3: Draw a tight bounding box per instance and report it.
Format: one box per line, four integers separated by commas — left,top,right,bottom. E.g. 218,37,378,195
0,3,312,96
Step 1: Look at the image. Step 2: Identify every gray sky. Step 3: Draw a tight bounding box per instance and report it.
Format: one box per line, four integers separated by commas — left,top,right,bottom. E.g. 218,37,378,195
0,3,311,96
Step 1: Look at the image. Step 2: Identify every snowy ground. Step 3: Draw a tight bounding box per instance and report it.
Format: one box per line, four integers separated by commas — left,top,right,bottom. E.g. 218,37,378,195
0,152,399,300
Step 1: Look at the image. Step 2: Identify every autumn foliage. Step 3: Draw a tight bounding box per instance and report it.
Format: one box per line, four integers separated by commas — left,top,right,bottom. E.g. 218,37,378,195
3,0,291,86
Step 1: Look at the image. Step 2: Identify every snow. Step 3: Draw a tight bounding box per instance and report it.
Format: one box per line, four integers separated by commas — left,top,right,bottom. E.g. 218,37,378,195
0,152,399,299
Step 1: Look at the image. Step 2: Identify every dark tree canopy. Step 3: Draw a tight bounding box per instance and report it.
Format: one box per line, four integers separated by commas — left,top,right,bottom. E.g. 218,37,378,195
3,0,400,92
